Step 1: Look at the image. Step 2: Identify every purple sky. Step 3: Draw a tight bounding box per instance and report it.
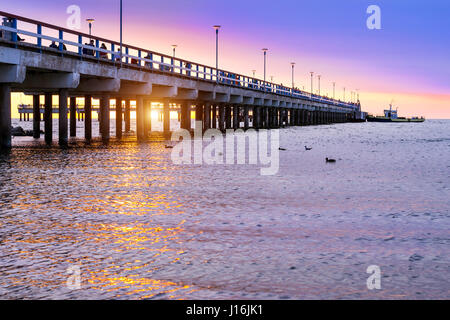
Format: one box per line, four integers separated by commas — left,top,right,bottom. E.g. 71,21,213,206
3,0,450,117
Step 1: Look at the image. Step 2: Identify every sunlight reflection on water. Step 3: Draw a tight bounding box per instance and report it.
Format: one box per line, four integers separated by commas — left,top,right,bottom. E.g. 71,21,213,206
0,120,449,299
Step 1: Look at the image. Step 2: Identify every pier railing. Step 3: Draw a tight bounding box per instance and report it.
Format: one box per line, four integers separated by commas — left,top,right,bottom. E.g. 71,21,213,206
0,11,357,110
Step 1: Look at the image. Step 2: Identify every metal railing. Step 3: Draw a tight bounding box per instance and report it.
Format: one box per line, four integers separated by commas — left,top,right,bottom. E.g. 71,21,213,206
0,11,357,110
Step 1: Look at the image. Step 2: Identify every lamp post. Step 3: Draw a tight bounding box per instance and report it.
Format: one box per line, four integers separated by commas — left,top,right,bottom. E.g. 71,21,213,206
262,48,268,88
356,89,360,102
213,25,221,82
291,62,295,91
271,75,274,83
310,72,314,96
343,87,346,101
120,0,123,66
86,18,95,40
317,75,321,96
332,82,336,100
252,70,256,78
171,44,177,58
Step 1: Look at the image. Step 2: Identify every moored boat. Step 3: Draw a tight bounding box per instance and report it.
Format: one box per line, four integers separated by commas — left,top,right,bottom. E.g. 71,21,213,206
367,104,425,123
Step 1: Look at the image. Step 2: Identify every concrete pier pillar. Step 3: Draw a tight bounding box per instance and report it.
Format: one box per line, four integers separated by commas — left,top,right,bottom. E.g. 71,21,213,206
33,95,41,139
244,105,249,130
225,105,232,129
233,105,239,129
163,100,171,133
125,99,131,132
0,84,11,149
84,95,92,142
143,100,151,137
180,102,191,130
219,104,225,131
195,104,203,131
258,106,264,129
273,108,278,128
100,95,110,143
277,109,282,127
116,98,123,139
136,96,145,141
59,89,69,147
253,106,259,129
273,108,279,128
69,97,76,137
204,104,211,130
212,105,217,129
44,93,53,145
267,108,272,128
264,107,269,129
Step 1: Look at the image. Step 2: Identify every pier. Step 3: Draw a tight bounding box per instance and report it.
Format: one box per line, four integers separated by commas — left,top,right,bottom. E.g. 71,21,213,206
0,11,366,149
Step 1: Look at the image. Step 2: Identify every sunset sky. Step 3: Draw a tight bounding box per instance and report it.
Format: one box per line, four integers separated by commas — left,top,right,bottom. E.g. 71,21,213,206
4,0,450,118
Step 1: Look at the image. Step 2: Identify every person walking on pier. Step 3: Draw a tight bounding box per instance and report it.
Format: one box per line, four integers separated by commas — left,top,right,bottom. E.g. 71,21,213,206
144,52,152,68
99,43,108,59
184,62,192,76
115,49,122,62
49,41,58,49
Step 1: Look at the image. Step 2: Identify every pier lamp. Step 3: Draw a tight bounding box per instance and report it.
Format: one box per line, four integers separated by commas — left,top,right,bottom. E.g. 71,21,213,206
271,75,274,83
252,70,256,78
343,87,346,101
213,25,221,81
290,62,295,90
317,75,321,96
309,72,314,96
171,44,177,58
86,18,95,39
262,48,268,87
332,82,336,100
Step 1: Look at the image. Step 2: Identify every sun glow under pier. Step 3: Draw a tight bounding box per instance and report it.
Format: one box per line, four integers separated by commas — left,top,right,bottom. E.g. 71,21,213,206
0,11,366,148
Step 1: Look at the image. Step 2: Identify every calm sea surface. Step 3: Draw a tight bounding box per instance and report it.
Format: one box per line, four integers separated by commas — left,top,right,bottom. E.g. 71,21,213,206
0,119,449,299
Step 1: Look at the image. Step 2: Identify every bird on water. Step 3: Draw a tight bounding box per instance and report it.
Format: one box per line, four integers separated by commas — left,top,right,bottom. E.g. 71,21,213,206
305,146,312,151
326,157,336,163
